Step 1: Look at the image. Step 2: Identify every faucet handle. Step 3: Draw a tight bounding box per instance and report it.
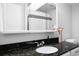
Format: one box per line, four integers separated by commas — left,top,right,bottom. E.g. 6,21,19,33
35,42,40,47
41,41,45,44
35,41,45,47
37,41,44,46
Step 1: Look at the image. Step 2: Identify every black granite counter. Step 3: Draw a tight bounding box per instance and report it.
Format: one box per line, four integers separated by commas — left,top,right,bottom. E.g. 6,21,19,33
0,37,79,56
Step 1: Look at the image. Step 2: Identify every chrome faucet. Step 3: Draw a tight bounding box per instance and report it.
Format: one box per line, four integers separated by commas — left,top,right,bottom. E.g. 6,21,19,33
41,41,45,46
35,41,45,47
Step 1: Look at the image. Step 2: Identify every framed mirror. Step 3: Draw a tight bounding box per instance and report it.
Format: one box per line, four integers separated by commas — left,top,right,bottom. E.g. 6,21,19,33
25,3,56,32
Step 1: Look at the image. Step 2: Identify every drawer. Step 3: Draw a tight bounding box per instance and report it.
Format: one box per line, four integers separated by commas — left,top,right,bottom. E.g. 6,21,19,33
71,47,79,56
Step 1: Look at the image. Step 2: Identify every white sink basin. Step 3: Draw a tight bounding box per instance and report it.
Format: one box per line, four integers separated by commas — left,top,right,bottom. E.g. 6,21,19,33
35,46,58,54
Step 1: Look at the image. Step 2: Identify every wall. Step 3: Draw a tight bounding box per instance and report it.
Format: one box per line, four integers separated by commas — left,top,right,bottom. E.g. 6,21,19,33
0,33,57,45
57,3,72,41
0,3,56,45
72,4,79,40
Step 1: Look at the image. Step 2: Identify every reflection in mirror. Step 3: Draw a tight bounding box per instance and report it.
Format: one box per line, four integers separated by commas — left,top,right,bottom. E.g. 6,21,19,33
25,3,56,31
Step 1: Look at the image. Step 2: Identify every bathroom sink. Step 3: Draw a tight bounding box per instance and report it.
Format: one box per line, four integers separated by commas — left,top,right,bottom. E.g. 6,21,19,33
35,46,58,54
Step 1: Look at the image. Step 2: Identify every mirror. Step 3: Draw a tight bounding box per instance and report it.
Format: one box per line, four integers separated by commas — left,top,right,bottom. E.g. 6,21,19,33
25,3,56,31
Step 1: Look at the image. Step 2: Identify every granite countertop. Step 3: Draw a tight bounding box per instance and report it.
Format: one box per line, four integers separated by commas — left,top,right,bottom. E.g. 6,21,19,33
1,41,79,56
0,37,79,56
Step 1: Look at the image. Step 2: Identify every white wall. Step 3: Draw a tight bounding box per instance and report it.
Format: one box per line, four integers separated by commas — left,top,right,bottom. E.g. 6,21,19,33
0,33,57,45
57,3,72,41
72,4,79,40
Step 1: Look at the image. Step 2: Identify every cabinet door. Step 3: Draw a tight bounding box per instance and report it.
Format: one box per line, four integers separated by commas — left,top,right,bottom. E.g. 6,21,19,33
71,47,79,56
61,52,70,56
2,3,25,32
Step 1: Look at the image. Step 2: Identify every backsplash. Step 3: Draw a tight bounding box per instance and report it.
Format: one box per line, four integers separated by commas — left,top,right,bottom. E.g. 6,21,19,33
0,32,58,45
